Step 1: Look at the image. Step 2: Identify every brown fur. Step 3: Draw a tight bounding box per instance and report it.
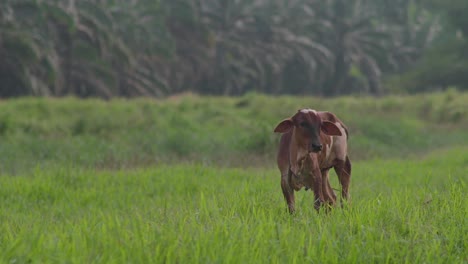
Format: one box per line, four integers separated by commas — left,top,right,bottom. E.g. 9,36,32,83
274,109,351,213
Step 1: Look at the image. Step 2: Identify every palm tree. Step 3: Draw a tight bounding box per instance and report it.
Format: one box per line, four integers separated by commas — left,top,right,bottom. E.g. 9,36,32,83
159,0,215,94
105,0,173,96
309,0,395,95
57,0,175,97
0,0,449,98
262,0,334,94
185,0,334,95
0,1,57,97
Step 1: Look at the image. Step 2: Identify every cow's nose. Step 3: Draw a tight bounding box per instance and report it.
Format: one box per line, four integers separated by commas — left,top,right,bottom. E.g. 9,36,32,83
311,144,323,152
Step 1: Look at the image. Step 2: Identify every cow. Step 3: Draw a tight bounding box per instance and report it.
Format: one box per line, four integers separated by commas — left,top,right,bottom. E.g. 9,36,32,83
274,109,351,213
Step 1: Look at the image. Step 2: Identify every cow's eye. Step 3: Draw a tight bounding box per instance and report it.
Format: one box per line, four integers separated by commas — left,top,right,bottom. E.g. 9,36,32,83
300,122,308,127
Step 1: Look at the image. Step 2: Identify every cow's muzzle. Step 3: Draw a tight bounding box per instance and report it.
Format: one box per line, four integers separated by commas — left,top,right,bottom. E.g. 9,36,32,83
309,143,323,153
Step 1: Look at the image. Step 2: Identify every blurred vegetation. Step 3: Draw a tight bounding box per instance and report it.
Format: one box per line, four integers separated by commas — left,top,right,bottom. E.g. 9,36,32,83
1,0,466,98
388,0,468,93
0,91,466,173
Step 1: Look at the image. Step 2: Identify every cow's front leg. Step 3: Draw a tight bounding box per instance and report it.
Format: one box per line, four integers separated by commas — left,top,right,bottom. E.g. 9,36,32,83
321,169,336,206
281,171,295,214
311,168,325,211
307,156,324,211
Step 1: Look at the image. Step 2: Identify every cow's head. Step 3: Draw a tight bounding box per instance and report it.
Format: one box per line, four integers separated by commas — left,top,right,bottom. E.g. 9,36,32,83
274,109,342,153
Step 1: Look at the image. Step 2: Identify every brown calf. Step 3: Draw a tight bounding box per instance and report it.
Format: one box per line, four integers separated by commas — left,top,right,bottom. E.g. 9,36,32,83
274,109,351,213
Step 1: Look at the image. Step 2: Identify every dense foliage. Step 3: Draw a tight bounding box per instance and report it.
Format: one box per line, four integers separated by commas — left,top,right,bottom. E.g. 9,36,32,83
0,0,466,98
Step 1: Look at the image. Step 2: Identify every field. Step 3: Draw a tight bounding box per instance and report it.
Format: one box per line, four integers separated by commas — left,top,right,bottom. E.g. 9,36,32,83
0,91,467,263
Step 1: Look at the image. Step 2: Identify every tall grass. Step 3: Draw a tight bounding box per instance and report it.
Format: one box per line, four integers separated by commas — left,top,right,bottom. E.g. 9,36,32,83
0,91,467,174
0,92,466,262
0,147,466,263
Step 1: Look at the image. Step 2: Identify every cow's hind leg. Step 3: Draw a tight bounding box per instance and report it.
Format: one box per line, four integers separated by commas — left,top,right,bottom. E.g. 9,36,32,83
334,156,351,206
281,171,295,214
321,169,336,207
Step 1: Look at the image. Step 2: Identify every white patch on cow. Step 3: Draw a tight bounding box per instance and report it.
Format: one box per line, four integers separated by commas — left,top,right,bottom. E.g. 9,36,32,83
331,122,348,161
325,136,333,160
321,122,348,168
299,108,317,114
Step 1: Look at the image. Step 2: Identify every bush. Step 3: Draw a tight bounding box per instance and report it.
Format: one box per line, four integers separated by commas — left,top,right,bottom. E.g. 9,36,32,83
0,92,466,173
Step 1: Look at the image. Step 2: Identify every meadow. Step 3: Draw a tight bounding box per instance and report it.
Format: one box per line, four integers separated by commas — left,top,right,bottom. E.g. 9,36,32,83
0,91,467,263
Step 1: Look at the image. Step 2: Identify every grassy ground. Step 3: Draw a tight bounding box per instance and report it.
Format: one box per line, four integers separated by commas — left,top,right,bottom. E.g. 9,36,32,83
0,92,467,263
0,147,466,263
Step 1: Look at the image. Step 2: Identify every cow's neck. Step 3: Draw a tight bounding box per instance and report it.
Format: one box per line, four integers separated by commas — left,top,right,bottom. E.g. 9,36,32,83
289,129,309,175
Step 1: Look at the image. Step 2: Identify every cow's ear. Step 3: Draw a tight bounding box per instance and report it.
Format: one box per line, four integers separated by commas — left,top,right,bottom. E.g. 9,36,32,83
321,121,342,136
274,119,294,133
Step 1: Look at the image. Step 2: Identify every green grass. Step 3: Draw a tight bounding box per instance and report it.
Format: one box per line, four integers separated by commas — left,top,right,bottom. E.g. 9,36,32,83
1,147,466,263
0,92,466,262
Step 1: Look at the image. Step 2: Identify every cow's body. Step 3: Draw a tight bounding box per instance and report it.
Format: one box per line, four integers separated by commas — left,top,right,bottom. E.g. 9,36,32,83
274,109,351,213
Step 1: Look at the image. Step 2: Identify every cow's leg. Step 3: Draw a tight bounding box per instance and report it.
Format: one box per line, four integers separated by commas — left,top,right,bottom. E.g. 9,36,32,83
312,168,324,211
321,169,336,206
281,171,295,214
334,156,351,205
308,157,324,211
